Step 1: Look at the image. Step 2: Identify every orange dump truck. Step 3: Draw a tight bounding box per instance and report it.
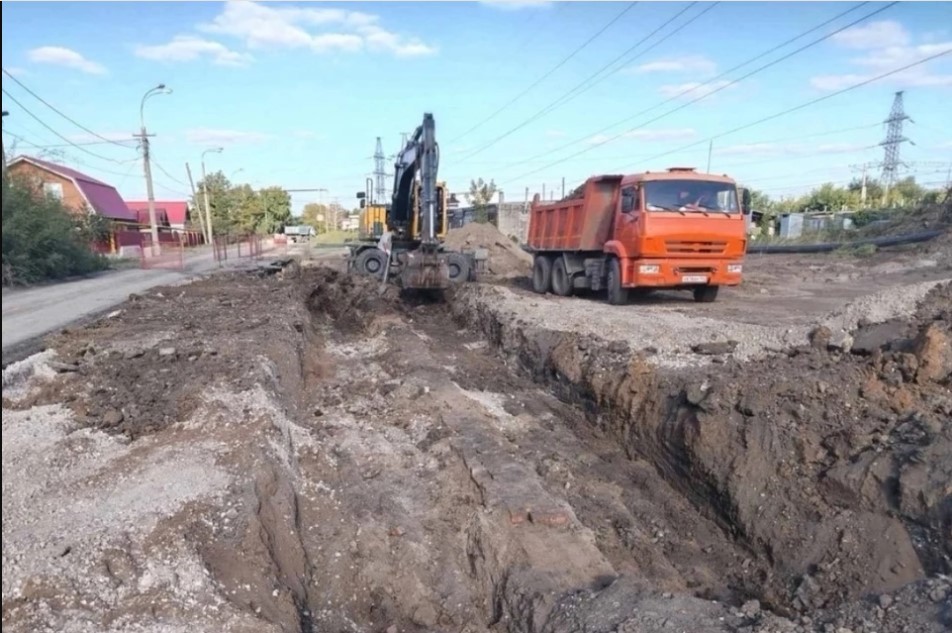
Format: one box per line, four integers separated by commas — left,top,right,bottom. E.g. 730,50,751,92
527,167,749,304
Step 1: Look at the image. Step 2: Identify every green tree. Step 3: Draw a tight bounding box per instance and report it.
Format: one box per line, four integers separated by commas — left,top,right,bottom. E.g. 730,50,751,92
194,171,234,233
257,187,292,234
2,175,107,285
466,177,497,223
800,182,855,213
301,202,329,233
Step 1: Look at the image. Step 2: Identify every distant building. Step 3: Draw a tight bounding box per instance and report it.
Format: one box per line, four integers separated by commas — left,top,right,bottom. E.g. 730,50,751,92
125,200,191,231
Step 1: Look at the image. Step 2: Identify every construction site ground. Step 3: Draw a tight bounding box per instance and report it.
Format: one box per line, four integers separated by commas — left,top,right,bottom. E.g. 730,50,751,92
2,232,950,633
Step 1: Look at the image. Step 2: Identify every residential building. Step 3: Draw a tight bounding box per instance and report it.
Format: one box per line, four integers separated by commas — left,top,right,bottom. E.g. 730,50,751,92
6,155,137,222
125,200,191,230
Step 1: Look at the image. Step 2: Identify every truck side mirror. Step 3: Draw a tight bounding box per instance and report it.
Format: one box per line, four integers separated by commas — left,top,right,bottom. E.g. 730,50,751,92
359,200,366,209
356,191,366,200
741,188,752,214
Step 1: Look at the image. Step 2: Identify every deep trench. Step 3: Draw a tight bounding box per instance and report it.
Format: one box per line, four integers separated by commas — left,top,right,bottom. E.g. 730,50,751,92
195,271,947,633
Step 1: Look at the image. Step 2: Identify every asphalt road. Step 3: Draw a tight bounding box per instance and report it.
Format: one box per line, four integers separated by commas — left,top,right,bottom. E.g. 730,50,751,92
1,249,228,366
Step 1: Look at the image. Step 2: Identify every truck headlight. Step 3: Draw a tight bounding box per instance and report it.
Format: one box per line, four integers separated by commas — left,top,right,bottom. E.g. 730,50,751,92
639,264,660,274
728,264,743,274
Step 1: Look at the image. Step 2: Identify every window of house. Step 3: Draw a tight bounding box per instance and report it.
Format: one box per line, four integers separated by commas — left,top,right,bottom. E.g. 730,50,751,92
43,182,64,200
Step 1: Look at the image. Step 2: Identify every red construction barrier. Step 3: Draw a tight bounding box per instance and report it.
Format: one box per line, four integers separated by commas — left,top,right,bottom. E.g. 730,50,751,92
140,233,184,270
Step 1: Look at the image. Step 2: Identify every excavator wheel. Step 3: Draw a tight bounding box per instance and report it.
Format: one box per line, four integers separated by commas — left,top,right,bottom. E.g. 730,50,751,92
445,252,471,284
355,248,388,279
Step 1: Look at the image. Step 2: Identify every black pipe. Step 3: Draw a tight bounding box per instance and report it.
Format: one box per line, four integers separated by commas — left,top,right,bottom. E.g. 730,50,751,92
746,229,944,254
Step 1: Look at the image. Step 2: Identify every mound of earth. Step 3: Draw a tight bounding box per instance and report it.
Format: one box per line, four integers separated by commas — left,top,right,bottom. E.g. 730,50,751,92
445,222,532,278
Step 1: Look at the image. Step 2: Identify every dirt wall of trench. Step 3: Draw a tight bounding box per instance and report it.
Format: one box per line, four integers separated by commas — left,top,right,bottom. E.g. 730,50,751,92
449,281,952,615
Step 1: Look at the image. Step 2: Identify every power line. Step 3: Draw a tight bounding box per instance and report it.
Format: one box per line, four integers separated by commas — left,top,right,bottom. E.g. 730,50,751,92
449,1,639,143
504,1,874,172
623,49,951,173
459,2,718,162
1,88,132,165
505,2,899,183
2,68,135,150
2,129,135,149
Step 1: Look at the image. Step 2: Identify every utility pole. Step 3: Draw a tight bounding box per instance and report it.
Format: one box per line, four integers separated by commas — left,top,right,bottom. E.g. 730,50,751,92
542,182,546,200
185,162,207,243
561,176,565,199
1,110,9,181
373,137,387,204
201,147,223,254
136,130,160,253
706,140,713,173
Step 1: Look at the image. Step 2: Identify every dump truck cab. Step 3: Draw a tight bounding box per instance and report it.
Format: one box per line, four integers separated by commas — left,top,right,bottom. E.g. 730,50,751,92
609,168,747,291
527,167,749,304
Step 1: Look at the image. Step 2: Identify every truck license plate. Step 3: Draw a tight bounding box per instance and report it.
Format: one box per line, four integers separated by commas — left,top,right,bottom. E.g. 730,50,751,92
682,274,708,284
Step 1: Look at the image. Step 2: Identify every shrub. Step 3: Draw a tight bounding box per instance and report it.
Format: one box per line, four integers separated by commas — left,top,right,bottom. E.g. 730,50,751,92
2,175,108,285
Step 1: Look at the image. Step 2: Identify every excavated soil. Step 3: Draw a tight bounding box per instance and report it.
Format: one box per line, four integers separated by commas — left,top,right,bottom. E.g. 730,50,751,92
2,263,951,633
444,223,532,278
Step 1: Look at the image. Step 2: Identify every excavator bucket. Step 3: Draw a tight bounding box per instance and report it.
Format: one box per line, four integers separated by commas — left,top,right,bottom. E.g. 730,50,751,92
400,248,450,290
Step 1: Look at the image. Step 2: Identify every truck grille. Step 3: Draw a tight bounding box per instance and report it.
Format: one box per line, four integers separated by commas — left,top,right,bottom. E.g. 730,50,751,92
665,240,727,254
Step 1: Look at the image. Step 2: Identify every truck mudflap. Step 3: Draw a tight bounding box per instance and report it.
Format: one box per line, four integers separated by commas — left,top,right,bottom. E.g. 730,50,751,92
624,258,744,288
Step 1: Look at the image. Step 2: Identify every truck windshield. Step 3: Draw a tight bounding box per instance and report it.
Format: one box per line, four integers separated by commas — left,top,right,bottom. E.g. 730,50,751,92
644,180,739,214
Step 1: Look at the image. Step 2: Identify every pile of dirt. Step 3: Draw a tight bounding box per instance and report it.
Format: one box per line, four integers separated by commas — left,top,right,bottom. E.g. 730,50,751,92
445,222,532,277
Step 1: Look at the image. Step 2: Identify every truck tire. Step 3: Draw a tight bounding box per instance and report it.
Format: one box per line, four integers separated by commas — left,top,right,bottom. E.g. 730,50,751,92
532,255,553,294
446,252,471,284
607,258,629,306
355,248,388,279
693,285,719,303
551,257,574,297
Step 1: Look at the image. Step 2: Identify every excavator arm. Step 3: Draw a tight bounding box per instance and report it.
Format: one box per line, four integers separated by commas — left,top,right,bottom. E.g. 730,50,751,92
391,113,450,290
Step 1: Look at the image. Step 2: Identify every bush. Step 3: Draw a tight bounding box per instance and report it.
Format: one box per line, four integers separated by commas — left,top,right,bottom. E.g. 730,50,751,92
2,175,108,285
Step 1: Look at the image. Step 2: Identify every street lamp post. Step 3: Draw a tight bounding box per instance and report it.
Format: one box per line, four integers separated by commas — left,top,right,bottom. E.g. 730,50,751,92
201,147,224,254
138,84,172,254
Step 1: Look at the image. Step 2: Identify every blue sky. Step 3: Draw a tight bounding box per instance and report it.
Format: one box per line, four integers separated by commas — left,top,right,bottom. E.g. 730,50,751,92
2,0,951,211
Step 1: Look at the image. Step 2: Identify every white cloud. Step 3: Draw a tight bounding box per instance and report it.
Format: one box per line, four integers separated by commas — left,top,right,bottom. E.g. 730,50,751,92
479,0,553,10
812,23,952,91
587,128,697,145
135,36,252,67
27,46,107,75
658,80,732,99
832,20,910,50
629,55,717,75
5,67,28,77
197,0,435,57
185,128,271,146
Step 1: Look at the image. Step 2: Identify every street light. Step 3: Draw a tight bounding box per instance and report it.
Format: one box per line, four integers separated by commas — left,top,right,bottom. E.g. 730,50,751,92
201,147,224,253
139,83,172,253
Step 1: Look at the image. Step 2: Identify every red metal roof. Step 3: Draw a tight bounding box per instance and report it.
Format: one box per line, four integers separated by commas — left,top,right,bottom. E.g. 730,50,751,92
9,155,138,222
126,201,189,226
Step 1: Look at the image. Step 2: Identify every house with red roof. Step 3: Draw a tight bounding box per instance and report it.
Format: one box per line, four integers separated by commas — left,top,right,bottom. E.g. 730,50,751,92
7,155,137,222
125,200,191,230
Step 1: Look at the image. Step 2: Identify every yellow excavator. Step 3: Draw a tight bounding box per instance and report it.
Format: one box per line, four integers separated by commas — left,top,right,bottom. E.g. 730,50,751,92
349,113,472,288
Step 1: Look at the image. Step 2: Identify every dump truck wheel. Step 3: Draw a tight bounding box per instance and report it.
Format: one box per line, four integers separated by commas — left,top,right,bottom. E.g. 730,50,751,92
532,256,553,294
551,258,574,297
693,285,719,303
607,258,629,306
446,252,471,284
355,248,388,279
